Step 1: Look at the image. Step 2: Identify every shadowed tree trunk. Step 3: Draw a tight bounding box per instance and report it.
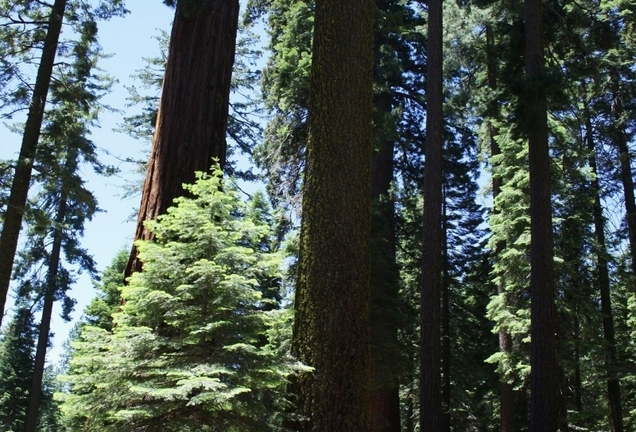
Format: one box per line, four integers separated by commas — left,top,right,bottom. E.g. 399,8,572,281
289,0,374,429
0,0,68,326
609,73,636,298
368,1,401,429
24,185,67,432
126,0,239,277
420,0,444,426
441,193,451,432
524,0,560,428
586,115,624,432
369,133,400,432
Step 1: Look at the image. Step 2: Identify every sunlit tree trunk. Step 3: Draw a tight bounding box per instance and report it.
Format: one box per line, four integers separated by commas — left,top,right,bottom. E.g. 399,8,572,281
126,0,239,276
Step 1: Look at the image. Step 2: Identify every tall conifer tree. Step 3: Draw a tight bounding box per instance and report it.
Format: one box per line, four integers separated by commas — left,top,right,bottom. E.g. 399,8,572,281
524,0,560,427
420,0,444,427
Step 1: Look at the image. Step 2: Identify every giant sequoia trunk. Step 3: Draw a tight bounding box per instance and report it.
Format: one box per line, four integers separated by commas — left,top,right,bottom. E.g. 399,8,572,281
126,0,239,276
368,1,401,429
420,0,444,427
290,0,374,429
524,0,560,429
0,0,67,326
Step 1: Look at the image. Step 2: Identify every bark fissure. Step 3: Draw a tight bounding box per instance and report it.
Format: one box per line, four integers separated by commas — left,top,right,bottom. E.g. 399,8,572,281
126,0,240,277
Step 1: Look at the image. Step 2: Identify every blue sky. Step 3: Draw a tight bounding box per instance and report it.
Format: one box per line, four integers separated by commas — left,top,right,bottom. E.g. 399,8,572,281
4,0,267,365
1,0,268,365
2,0,173,362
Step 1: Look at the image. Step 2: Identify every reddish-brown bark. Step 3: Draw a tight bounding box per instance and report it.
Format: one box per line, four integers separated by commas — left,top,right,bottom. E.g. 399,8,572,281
126,0,239,277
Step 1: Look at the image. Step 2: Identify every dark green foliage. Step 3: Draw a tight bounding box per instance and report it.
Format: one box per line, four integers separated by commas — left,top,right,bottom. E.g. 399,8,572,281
0,306,37,431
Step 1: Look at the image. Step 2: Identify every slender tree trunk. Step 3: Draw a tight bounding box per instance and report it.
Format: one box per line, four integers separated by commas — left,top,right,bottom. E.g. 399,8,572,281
405,370,416,432
586,116,624,432
126,0,239,277
609,74,636,297
290,0,374,430
441,194,451,432
24,189,67,432
368,2,401,429
420,0,444,426
486,24,517,432
524,0,560,428
0,0,67,326
369,138,401,432
573,313,583,413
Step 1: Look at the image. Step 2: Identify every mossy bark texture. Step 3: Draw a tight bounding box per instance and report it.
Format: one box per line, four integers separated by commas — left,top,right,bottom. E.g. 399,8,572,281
126,0,239,276
291,0,374,430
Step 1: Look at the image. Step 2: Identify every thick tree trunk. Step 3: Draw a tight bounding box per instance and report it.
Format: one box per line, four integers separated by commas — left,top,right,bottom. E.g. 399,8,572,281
24,189,67,432
524,0,560,429
586,116,624,432
420,0,444,427
290,0,373,430
126,0,239,277
0,0,67,326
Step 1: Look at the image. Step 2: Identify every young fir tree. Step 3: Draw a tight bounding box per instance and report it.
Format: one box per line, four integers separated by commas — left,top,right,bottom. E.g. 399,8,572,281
59,170,302,431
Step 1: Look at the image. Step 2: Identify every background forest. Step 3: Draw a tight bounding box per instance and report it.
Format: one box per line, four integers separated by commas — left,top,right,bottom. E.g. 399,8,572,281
0,0,635,431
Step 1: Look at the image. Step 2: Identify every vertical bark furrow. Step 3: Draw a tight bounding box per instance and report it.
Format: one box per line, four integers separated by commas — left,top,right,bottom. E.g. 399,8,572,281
126,0,239,277
291,0,374,430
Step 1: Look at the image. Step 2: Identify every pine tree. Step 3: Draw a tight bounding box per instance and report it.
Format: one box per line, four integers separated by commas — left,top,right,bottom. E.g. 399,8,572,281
0,0,126,325
59,170,301,431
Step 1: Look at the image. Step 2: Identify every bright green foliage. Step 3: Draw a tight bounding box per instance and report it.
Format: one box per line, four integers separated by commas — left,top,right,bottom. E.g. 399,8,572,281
58,170,303,431
83,250,127,331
